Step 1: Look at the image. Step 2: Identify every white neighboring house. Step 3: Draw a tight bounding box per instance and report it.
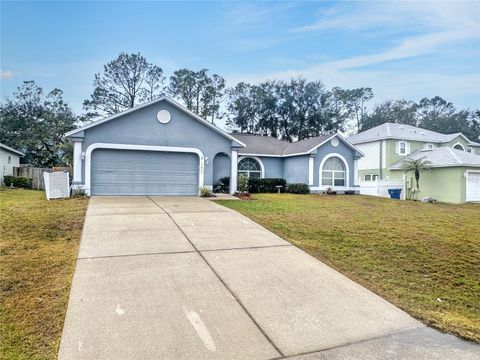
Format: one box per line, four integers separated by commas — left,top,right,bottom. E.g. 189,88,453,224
0,143,24,185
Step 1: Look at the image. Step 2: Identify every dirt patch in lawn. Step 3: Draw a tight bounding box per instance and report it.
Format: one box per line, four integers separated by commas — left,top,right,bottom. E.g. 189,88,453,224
219,193,480,343
0,189,88,360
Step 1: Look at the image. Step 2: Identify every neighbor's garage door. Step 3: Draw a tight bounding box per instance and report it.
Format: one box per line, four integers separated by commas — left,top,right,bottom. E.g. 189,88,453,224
91,149,199,195
466,171,480,202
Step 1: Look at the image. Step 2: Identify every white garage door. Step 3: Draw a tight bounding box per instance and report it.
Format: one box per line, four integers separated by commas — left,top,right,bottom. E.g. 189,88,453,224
466,171,480,202
91,149,199,195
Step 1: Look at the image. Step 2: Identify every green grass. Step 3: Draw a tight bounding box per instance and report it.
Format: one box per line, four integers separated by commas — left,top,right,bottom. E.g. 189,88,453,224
0,189,88,360
219,194,480,343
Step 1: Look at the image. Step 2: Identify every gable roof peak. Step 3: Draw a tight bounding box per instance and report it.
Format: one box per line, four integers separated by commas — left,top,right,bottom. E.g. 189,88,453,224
65,95,245,147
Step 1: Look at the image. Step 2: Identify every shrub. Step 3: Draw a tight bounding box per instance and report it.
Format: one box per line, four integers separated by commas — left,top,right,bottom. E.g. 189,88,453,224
200,186,213,197
71,187,86,197
213,176,230,194
238,174,248,193
286,183,310,194
4,176,32,189
248,178,286,193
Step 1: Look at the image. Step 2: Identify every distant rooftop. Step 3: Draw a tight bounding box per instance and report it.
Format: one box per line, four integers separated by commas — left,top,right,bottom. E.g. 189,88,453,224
389,147,480,169
348,123,473,144
0,142,24,156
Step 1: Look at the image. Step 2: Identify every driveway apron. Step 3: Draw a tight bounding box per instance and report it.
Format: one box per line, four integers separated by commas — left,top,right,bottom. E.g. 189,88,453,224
59,196,478,359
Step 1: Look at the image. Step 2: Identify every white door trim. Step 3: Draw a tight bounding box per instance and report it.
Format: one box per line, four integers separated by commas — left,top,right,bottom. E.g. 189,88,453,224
308,156,314,185
84,143,205,196
466,170,480,202
230,150,238,194
73,141,83,184
318,153,350,190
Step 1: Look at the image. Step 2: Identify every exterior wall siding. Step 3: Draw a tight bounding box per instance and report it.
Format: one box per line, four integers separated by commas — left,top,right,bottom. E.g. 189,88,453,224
283,156,309,184
79,100,233,186
258,157,283,178
355,141,381,170
386,139,428,166
397,167,467,203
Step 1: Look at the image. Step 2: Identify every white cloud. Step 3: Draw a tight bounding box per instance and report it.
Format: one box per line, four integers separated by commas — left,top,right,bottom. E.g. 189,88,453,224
224,2,296,29
223,1,480,112
292,1,480,35
0,70,15,80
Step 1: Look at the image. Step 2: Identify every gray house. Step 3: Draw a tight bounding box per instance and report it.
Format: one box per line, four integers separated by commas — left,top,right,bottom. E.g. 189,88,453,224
66,95,363,196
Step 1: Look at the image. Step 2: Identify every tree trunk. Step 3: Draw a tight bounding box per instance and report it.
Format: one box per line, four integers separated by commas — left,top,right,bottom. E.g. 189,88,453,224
415,169,420,189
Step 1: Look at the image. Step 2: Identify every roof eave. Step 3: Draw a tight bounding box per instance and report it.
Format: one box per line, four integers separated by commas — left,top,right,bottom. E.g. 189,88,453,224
0,144,25,156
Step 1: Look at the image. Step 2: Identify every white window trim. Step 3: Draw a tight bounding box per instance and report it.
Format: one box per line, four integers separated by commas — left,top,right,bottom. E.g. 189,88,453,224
84,143,205,196
398,140,408,155
363,174,379,182
319,153,349,189
452,142,465,151
424,143,435,150
237,156,265,178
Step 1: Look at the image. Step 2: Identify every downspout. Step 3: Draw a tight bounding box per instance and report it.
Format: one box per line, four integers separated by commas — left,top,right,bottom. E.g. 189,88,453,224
379,140,383,180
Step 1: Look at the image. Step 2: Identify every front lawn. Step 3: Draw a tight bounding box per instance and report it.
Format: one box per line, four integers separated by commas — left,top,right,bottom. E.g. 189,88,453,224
0,189,88,360
219,194,480,342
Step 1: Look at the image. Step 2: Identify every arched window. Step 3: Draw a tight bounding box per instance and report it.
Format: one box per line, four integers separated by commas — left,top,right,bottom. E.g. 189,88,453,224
321,157,345,186
238,157,262,179
7,156,11,164
453,143,465,151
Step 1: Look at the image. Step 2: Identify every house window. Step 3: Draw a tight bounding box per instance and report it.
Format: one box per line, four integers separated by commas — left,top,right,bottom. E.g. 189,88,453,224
424,143,434,150
238,157,262,179
322,157,346,187
398,141,408,155
7,156,11,164
364,174,379,181
453,143,465,151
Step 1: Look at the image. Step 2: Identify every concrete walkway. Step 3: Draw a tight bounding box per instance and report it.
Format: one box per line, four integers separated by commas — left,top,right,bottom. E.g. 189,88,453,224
59,196,478,360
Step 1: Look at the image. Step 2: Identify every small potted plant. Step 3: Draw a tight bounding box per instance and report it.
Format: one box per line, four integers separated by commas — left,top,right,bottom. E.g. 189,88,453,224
326,187,337,195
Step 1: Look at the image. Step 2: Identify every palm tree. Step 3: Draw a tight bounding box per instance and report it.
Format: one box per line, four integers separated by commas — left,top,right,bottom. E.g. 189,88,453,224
401,158,431,190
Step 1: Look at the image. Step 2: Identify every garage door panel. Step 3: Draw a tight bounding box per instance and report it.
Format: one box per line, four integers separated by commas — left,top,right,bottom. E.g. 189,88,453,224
466,172,480,202
91,149,199,195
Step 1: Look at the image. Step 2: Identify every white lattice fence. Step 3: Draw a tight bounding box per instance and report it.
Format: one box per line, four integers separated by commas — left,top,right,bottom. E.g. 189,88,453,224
44,172,70,200
359,178,406,200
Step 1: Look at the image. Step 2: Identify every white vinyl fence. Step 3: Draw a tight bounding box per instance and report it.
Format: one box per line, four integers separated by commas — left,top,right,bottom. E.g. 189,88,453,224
359,177,406,200
44,171,70,200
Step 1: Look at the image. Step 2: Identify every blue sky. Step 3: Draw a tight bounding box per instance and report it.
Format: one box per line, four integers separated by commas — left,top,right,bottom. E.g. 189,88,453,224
1,1,479,123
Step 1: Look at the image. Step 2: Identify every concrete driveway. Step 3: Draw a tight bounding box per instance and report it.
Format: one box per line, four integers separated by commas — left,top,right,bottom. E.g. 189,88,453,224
59,196,478,359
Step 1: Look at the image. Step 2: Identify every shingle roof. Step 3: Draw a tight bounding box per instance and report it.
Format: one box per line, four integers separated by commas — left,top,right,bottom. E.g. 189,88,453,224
231,133,362,157
348,123,472,144
283,135,331,155
389,147,480,169
231,134,289,156
0,142,24,156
